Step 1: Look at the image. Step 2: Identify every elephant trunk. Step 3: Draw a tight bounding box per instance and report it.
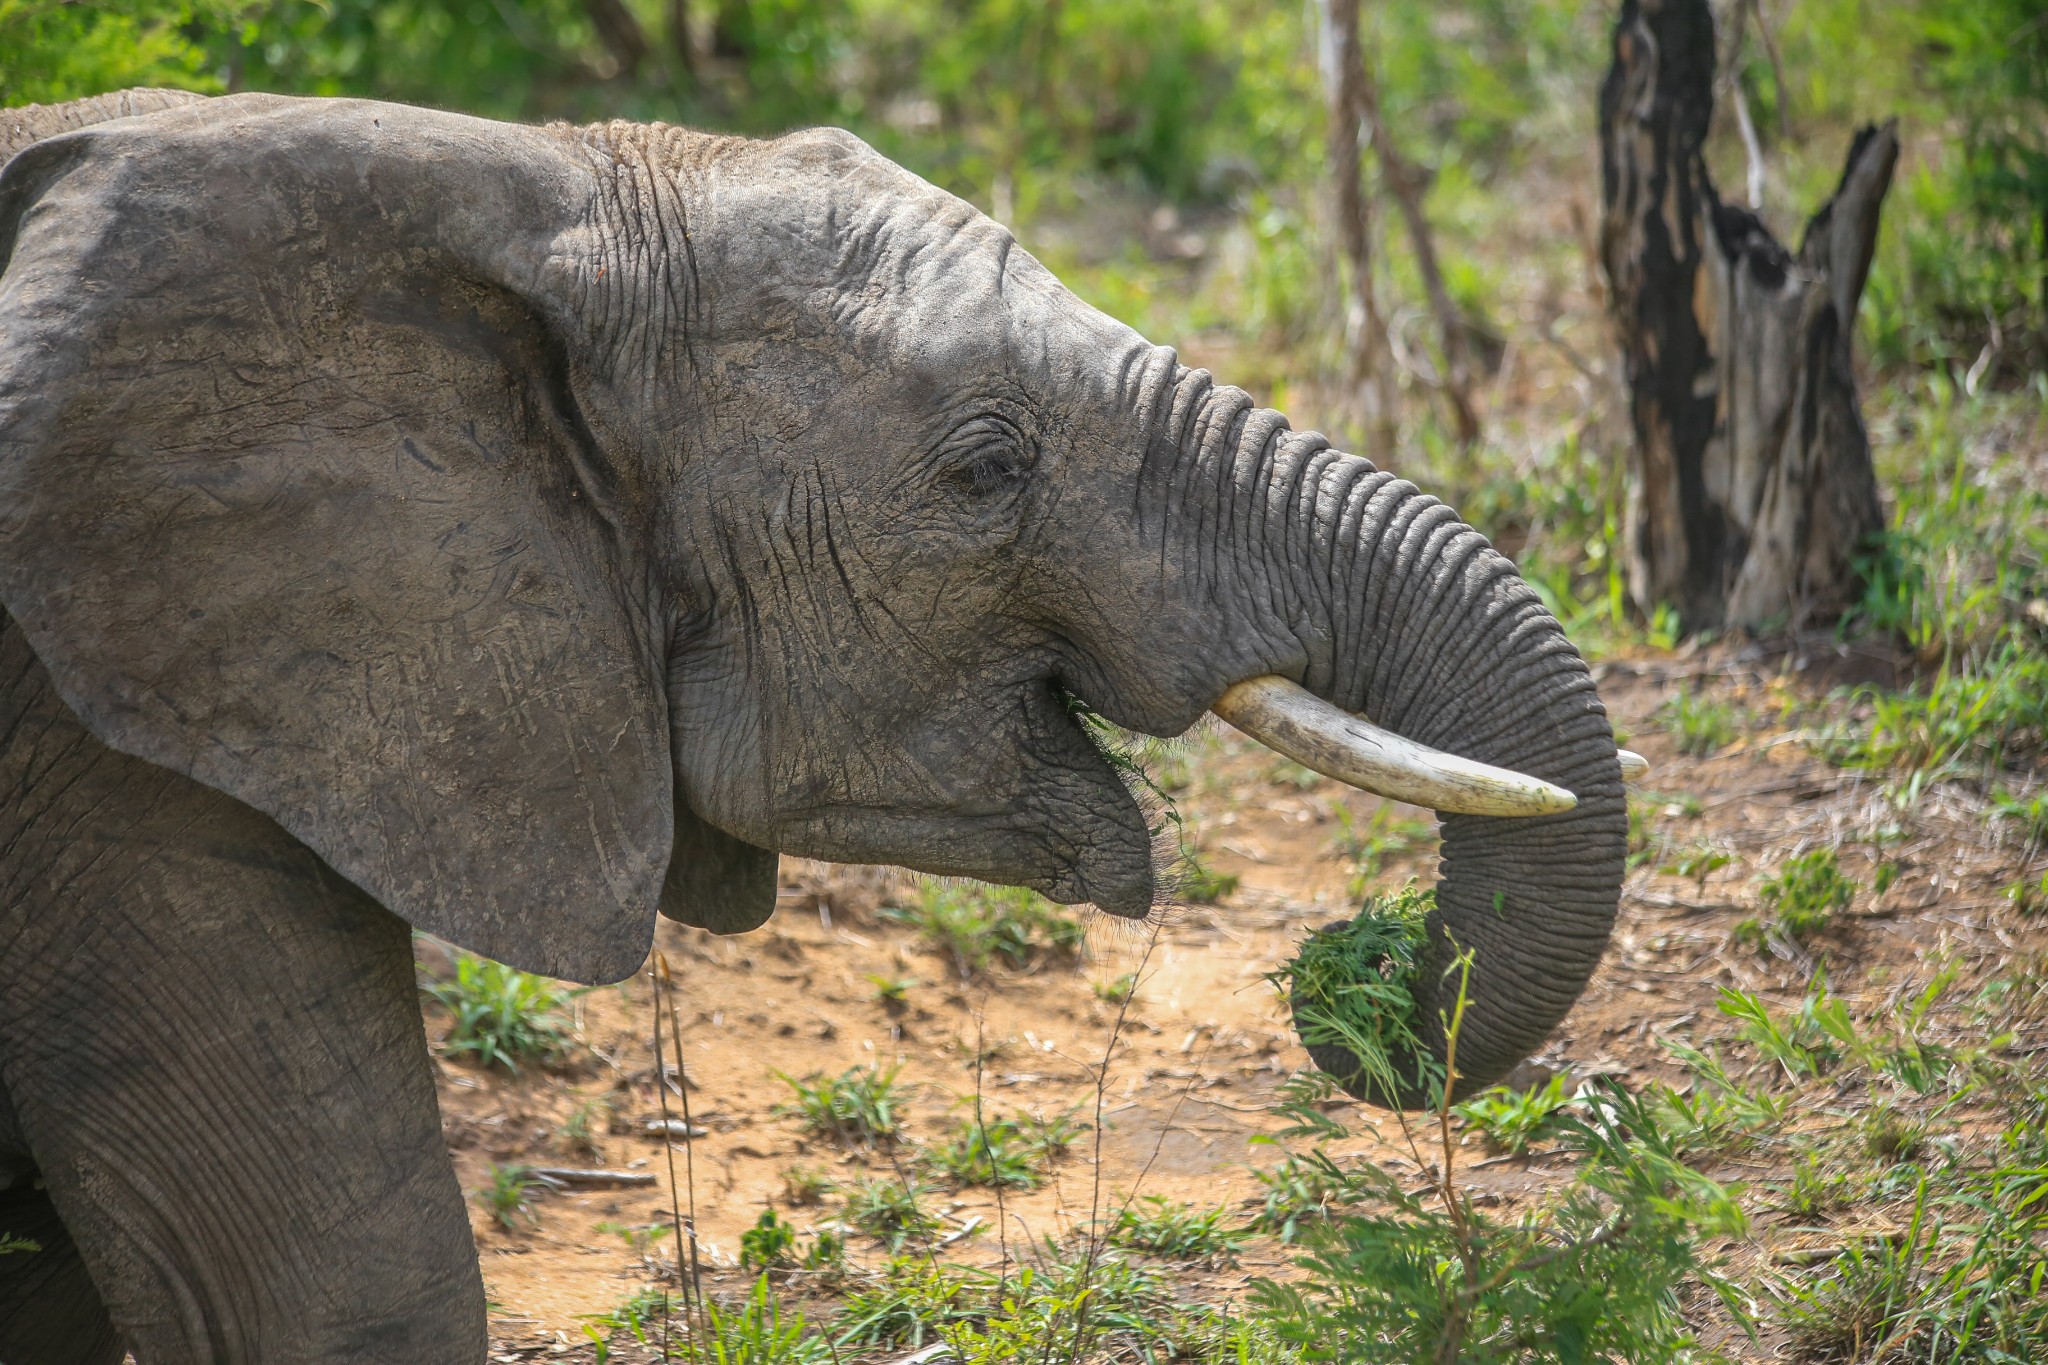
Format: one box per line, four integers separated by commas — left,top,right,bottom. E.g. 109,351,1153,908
1161,372,1627,1105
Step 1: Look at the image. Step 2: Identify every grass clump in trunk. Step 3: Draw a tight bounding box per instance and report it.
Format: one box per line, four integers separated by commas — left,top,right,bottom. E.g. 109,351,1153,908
1269,886,1444,1103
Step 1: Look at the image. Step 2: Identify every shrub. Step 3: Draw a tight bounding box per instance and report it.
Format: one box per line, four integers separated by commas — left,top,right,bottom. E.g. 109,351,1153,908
420,950,573,1074
774,1064,903,1145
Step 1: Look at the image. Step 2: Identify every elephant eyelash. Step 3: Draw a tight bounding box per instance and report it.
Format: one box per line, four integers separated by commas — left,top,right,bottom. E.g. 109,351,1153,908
935,417,1036,499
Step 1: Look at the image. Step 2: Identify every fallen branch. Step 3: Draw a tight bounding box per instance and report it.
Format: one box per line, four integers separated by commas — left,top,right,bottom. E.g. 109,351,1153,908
526,1167,659,1189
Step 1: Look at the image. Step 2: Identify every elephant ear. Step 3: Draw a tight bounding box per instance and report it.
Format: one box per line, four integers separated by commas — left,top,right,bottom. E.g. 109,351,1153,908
0,97,673,983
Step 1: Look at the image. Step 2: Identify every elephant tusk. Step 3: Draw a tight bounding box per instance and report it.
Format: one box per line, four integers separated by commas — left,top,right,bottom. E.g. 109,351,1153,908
1618,749,1650,783
1209,675,1578,818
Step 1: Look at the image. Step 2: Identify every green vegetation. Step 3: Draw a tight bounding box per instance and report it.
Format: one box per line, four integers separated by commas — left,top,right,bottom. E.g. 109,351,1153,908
1176,850,1241,906
925,1108,1082,1190
881,880,1085,979
838,1175,941,1252
420,949,574,1074
0,1233,38,1256
778,1164,835,1208
474,1161,543,1231
1327,803,1434,899
1657,689,1745,757
1452,1074,1579,1155
1092,971,1137,1005
1736,850,1858,952
1268,887,1442,1102
774,1063,903,1145
739,1209,843,1274
1106,1196,1249,1263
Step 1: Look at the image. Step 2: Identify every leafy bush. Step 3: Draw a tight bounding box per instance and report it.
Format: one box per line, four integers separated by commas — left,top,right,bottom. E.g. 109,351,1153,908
774,1064,903,1145
1249,1148,1378,1244
1251,1078,1747,1364
1269,887,1444,1102
420,950,573,1074
882,880,1085,979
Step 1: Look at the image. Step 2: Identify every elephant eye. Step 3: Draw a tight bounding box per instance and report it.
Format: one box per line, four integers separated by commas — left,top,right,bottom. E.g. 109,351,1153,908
935,416,1036,500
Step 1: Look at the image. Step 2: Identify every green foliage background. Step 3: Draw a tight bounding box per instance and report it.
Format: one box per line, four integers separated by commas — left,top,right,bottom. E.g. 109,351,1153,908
3,0,2041,385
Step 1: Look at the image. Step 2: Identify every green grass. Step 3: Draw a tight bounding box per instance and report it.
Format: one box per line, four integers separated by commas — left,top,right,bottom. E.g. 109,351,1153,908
882,879,1086,979
1327,804,1434,899
774,1064,904,1146
1248,1149,1377,1244
1268,887,1443,1102
474,1162,543,1232
925,1108,1083,1189
839,1176,942,1252
1736,850,1858,952
778,1164,836,1208
1176,850,1241,905
1093,972,1137,1004
1106,1196,1251,1262
420,950,574,1074
0,1234,39,1256
1657,689,1745,757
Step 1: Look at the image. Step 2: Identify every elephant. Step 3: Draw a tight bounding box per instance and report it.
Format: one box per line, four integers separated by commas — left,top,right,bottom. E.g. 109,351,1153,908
0,90,1626,1362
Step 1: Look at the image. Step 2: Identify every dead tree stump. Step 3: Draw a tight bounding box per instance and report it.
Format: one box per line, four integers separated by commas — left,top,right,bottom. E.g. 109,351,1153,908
1599,0,1897,633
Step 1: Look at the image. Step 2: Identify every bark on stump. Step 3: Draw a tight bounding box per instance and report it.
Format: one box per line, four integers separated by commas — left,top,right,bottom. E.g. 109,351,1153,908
1599,0,1897,633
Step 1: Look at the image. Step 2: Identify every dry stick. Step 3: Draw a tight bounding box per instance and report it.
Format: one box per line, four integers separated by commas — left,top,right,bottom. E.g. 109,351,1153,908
650,958,691,1360
1352,52,1481,449
1318,0,1398,459
654,952,708,1357
971,986,1012,1291
1060,918,1165,1365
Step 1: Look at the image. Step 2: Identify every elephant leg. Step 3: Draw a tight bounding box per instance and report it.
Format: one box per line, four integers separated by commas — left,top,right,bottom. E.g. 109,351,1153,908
0,623,487,1364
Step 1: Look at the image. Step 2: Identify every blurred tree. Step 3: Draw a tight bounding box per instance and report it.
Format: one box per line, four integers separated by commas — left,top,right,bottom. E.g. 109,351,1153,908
0,0,248,104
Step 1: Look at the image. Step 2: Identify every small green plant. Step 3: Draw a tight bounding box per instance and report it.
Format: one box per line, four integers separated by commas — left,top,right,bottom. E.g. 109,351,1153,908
475,1162,543,1231
1106,1196,1249,1262
595,1220,670,1261
1627,791,1702,871
840,1176,941,1251
779,1164,835,1207
578,1287,672,1363
740,1208,799,1270
2008,870,2048,917
1661,840,1734,887
556,1095,611,1157
926,1106,1083,1190
1452,1074,1578,1154
1268,887,1443,1102
421,951,573,1073
1093,971,1137,1004
0,1233,38,1256
1656,689,1743,756
1778,1153,1857,1219
867,974,917,1006
1737,849,1856,951
774,1063,903,1145
699,1275,832,1364
882,880,1085,978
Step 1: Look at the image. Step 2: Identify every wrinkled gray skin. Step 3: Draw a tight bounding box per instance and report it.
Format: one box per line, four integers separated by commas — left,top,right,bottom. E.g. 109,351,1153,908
0,92,1624,1361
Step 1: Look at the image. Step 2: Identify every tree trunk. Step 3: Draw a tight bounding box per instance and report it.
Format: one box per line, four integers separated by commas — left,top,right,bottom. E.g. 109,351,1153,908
1317,0,1397,461
1599,0,1895,633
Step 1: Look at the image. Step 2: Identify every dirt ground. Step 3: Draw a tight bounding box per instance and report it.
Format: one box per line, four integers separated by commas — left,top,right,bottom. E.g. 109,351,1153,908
445,638,2045,1361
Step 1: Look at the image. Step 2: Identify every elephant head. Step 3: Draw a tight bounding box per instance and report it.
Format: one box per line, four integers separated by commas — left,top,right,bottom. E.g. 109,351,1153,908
0,95,1626,1102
